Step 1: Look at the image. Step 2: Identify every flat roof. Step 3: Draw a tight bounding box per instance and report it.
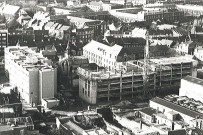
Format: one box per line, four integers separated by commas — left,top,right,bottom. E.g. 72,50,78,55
140,107,156,116
43,98,59,102
150,97,203,118
182,76,203,86
0,125,13,132
150,55,196,65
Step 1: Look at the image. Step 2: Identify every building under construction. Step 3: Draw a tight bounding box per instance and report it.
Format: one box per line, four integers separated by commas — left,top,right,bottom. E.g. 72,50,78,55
136,55,198,93
77,55,197,104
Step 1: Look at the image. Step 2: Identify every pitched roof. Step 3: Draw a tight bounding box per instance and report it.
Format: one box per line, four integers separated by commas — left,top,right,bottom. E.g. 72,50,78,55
44,22,55,29
83,40,122,57
192,128,203,135
2,4,20,15
168,129,186,135
89,1,103,6
106,36,146,47
59,25,70,31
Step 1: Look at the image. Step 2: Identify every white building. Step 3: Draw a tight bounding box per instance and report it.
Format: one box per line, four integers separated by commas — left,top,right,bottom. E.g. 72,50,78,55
194,46,203,61
174,41,194,55
109,9,145,22
4,46,57,106
110,0,132,5
131,27,146,38
177,4,203,16
179,76,203,104
83,40,123,71
87,1,111,12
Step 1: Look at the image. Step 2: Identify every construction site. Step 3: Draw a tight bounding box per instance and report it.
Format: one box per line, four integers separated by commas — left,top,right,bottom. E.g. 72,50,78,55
78,31,198,104
77,55,197,104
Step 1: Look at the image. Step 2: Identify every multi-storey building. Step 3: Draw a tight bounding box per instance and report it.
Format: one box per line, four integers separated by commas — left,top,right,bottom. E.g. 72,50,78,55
194,46,203,62
136,56,197,91
177,4,203,17
67,16,105,37
132,0,163,5
0,28,8,56
4,46,57,105
179,76,203,104
144,8,185,23
109,7,185,23
83,40,123,71
75,28,94,44
77,64,156,104
110,0,132,5
87,1,112,12
80,38,198,104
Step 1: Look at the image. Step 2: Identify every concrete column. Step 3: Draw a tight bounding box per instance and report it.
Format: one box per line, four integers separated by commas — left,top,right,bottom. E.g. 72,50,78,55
160,65,162,87
181,62,183,78
170,64,173,87
108,73,110,101
120,71,122,100
154,73,156,91
132,70,134,98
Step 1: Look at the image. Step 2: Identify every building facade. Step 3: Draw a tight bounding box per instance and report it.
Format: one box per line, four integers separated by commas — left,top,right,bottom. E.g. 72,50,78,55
4,46,57,105
179,76,203,104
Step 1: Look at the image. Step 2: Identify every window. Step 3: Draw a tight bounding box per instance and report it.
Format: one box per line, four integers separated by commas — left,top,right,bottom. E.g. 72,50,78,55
88,91,90,97
83,88,84,93
20,129,25,135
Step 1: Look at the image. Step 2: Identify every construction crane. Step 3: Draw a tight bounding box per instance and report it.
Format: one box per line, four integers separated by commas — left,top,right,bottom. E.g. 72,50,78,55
143,30,152,99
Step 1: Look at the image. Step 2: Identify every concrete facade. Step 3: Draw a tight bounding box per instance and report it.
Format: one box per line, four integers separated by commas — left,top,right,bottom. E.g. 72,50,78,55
179,76,203,104
4,46,57,105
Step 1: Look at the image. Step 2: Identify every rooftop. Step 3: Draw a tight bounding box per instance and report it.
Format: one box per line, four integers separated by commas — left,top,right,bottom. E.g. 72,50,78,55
1,4,20,15
140,107,156,116
66,15,101,23
0,125,13,132
150,55,196,65
6,46,55,71
183,76,203,86
150,97,203,118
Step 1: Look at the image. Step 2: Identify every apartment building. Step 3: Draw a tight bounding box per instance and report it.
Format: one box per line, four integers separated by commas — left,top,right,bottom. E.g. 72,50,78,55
0,28,8,56
87,1,112,12
4,46,57,105
109,7,184,23
75,28,94,44
194,46,203,62
177,4,203,16
83,40,131,71
110,0,132,5
67,16,105,37
174,41,196,55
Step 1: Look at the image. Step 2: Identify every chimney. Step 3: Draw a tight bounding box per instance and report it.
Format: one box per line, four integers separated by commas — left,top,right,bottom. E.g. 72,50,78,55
88,105,91,111
140,121,142,129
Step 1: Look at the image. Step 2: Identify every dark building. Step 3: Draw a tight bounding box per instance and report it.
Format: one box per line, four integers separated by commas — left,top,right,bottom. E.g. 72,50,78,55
144,9,185,23
75,28,94,44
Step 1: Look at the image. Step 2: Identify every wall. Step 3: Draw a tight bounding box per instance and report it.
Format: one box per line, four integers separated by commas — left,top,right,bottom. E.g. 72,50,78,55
39,69,55,103
149,100,194,124
29,70,39,104
179,79,203,103
79,77,97,104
